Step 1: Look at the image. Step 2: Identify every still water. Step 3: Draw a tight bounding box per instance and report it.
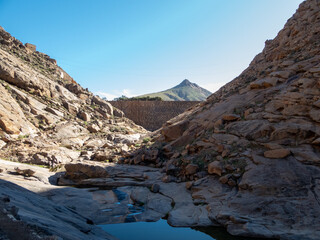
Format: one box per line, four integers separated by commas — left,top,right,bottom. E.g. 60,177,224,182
97,188,254,240
100,219,249,240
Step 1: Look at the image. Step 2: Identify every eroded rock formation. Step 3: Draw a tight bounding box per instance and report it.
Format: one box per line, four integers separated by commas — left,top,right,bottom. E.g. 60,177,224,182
0,24,149,239
0,25,148,167
1,0,320,239
126,0,320,239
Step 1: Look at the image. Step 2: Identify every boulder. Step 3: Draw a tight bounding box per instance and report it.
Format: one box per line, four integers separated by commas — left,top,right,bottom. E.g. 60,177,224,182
264,149,291,159
78,111,90,121
185,164,199,175
222,114,240,121
63,101,78,115
151,183,160,193
0,117,20,134
87,124,100,133
0,140,6,149
161,120,189,142
25,43,36,52
113,108,124,118
208,161,222,176
64,163,108,180
250,78,277,89
92,96,113,115
45,107,64,117
313,99,320,108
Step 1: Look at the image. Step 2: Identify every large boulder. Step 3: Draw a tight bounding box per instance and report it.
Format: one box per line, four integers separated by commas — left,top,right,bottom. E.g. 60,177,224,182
64,163,108,180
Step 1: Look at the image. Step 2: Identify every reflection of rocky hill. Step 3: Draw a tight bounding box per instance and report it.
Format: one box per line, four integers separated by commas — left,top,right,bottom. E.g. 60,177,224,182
127,0,320,239
136,79,212,101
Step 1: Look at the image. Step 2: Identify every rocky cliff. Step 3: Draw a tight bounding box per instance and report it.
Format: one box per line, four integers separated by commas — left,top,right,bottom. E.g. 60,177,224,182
1,0,320,239
0,26,151,239
126,0,320,239
0,26,148,167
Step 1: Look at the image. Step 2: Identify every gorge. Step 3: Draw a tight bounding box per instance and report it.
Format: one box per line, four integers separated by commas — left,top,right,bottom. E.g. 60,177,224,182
0,0,320,240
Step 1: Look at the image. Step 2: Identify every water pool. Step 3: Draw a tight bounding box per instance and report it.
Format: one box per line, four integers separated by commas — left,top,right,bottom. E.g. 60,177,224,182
100,219,248,240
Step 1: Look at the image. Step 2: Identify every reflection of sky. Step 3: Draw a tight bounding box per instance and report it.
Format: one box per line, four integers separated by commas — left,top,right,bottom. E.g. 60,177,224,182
100,219,215,240
0,0,303,99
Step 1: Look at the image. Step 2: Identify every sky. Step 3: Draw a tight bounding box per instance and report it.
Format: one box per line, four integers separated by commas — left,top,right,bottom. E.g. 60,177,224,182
0,0,303,100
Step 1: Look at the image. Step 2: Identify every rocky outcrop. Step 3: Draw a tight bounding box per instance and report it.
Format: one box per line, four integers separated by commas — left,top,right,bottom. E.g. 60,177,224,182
0,25,151,239
126,0,320,239
0,159,117,240
0,26,147,167
1,0,320,239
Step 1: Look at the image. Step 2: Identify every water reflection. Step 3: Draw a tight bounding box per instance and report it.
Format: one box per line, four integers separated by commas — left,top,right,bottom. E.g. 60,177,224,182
98,188,263,240
100,219,216,240
99,188,147,224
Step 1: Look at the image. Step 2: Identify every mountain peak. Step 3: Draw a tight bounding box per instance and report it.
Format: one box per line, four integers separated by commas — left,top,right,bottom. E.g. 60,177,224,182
180,79,192,86
135,79,212,101
175,79,198,88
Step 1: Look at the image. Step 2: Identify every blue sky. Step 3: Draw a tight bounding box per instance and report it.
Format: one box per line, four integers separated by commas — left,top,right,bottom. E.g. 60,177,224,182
0,0,303,99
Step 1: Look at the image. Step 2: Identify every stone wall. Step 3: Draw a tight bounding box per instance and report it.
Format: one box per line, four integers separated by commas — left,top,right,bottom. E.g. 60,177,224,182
109,101,200,131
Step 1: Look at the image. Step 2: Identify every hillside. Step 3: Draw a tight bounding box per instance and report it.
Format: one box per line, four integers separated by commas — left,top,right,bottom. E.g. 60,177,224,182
0,26,149,164
126,0,320,239
1,0,320,240
0,25,149,239
136,79,212,101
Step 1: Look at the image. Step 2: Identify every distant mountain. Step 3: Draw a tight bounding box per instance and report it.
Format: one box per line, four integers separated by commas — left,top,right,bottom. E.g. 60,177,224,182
136,79,212,101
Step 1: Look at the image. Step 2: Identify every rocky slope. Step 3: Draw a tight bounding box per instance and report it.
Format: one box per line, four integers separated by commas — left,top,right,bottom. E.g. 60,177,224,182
0,25,148,167
0,25,150,239
135,79,212,101
1,0,320,239
125,0,320,239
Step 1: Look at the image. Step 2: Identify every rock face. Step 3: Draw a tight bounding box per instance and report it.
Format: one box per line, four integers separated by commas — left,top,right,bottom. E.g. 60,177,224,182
0,159,117,240
0,26,147,167
0,25,148,238
1,1,320,240
126,1,320,239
